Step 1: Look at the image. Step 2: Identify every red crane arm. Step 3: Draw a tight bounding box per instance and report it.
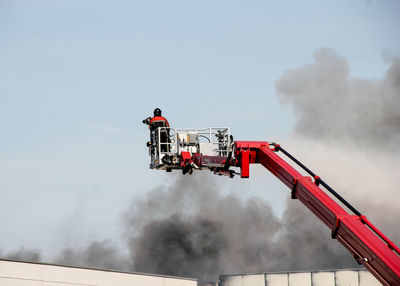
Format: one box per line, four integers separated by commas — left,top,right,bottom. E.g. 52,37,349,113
233,141,400,286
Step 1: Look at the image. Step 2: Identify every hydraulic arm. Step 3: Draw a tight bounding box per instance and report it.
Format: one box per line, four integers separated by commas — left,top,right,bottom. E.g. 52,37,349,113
232,141,400,286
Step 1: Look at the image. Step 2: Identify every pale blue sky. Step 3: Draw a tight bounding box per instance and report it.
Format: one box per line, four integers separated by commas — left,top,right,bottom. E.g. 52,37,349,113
1,0,399,258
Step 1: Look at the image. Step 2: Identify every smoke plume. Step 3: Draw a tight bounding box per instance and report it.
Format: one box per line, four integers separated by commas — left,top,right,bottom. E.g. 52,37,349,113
274,48,400,264
3,247,41,262
54,240,130,271
124,174,357,282
276,48,400,150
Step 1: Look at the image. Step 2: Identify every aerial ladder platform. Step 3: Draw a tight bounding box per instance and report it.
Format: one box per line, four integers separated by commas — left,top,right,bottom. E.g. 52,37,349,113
144,126,400,286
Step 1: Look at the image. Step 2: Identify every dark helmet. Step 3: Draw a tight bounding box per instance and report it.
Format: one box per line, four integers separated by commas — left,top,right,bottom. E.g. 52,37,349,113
153,108,162,116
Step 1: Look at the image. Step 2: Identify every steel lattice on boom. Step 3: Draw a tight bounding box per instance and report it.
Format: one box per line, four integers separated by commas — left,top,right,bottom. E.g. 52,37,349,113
142,123,400,285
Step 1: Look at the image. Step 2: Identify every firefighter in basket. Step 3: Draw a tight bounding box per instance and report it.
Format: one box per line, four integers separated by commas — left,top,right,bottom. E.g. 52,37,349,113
142,108,170,152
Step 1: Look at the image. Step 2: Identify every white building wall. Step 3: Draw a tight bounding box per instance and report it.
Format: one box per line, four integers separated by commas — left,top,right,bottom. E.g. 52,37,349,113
0,259,197,286
288,272,311,286
359,271,381,285
243,274,265,286
266,273,288,286
219,269,380,286
335,270,359,286
311,272,334,286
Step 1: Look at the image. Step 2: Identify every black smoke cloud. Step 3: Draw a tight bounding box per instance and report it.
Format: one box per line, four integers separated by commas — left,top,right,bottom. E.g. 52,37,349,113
131,214,225,279
124,174,357,282
276,48,400,149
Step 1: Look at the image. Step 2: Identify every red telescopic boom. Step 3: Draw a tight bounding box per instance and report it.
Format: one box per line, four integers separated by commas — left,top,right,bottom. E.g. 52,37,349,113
232,141,400,286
